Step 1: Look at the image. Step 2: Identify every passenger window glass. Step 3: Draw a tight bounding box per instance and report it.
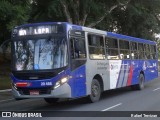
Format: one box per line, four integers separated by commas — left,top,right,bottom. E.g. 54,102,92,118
138,43,145,59
70,38,86,59
119,40,130,59
150,45,157,59
88,34,105,59
130,42,138,59
145,44,151,59
106,38,119,59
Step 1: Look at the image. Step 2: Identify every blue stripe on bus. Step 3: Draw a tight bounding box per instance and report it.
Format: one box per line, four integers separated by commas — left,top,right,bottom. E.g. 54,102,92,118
128,60,158,85
107,32,156,45
68,65,86,98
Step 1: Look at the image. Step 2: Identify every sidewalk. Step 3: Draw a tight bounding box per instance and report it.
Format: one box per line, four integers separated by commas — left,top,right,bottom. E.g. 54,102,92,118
0,90,13,102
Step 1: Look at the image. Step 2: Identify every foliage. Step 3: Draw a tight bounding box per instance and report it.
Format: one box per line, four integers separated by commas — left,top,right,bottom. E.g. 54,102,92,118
0,0,160,45
0,0,31,44
0,0,160,90
111,0,160,40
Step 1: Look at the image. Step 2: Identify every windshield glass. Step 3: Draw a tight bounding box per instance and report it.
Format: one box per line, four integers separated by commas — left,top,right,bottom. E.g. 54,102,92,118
14,37,68,71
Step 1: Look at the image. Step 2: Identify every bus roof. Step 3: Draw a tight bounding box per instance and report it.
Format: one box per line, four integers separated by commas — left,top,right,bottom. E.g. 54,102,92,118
69,24,156,45
15,22,156,45
106,32,156,45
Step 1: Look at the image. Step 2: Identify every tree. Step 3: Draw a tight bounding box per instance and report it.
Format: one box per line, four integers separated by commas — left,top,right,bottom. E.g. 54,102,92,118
0,0,31,44
0,0,31,62
1,0,160,44
110,0,160,40
29,0,65,22
30,0,131,26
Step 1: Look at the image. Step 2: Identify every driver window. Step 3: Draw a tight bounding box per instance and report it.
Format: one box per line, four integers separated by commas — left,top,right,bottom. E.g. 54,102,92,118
70,38,86,59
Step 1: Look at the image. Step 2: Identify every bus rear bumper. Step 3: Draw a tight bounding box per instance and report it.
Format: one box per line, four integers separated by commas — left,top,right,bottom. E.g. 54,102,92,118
12,83,72,99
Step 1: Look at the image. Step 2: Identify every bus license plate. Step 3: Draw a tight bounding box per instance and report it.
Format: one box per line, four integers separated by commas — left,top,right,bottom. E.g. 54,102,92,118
30,90,39,95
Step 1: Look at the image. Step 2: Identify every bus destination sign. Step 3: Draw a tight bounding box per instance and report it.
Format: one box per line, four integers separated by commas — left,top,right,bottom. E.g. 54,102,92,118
13,25,63,37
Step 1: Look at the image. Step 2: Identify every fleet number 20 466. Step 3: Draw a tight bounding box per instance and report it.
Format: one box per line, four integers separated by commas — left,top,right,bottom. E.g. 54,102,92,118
41,82,52,86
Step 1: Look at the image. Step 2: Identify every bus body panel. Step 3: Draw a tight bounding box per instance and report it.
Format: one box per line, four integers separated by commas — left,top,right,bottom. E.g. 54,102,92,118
68,65,86,98
11,68,74,98
143,60,158,81
85,60,110,95
107,32,156,45
11,22,158,100
12,82,71,98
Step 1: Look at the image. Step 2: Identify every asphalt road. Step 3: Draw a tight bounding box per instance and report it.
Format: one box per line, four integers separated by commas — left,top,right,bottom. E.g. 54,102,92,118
0,76,160,120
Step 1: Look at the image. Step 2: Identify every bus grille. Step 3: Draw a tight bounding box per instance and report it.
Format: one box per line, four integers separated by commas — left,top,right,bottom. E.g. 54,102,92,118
17,87,52,95
13,72,56,80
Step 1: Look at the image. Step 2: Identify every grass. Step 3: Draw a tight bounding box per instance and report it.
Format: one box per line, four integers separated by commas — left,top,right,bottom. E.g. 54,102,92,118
0,75,11,90
0,57,11,90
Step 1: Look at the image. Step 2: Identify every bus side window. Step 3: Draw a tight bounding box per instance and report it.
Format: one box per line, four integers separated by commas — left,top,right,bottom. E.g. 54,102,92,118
150,45,157,59
145,44,151,59
119,40,130,59
88,34,105,59
138,43,145,59
130,42,138,59
70,38,86,59
106,37,119,60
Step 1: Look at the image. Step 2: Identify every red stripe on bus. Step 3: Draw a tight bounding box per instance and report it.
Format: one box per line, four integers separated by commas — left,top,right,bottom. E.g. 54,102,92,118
127,65,133,86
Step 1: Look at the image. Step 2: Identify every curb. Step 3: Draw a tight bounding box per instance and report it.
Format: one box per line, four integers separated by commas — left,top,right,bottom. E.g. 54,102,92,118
0,89,11,93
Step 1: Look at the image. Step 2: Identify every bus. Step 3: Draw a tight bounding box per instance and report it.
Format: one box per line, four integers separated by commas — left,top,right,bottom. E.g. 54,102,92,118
11,22,158,103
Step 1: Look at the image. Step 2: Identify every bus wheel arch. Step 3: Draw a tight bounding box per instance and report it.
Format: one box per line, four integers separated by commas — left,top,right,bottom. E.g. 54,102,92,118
87,74,104,103
131,71,145,90
93,74,104,92
140,71,145,80
138,71,145,90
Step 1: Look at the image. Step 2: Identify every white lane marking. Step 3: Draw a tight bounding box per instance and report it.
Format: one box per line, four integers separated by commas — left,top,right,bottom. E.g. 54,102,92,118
0,98,14,103
0,89,11,93
153,87,160,91
101,103,122,111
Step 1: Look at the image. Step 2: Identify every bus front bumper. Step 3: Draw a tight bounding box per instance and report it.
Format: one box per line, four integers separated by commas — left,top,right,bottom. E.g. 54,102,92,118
12,83,72,99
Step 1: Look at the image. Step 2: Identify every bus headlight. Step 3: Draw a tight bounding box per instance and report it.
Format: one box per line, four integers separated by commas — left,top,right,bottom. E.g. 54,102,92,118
54,77,69,89
61,77,68,84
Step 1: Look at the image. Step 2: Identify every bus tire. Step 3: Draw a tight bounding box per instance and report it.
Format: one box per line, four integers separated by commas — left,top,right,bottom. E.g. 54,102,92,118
88,79,101,103
131,74,144,90
44,98,59,104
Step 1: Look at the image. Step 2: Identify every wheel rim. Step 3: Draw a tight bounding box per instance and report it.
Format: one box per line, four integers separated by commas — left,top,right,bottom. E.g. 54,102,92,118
91,83,99,97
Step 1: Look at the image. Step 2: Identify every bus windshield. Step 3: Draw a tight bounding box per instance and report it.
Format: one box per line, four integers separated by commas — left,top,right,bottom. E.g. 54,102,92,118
14,37,68,71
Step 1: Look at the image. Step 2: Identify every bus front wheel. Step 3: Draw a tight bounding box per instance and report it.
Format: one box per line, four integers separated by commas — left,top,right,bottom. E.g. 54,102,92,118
44,98,59,104
88,79,101,103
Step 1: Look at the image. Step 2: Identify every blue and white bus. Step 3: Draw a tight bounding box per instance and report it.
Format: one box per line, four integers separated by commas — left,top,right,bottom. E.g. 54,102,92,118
11,22,158,103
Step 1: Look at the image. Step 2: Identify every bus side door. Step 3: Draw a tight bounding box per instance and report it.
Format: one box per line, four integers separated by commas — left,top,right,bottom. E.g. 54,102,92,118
69,30,87,97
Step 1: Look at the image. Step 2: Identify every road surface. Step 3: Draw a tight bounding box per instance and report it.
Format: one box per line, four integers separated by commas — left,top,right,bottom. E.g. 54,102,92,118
0,76,160,120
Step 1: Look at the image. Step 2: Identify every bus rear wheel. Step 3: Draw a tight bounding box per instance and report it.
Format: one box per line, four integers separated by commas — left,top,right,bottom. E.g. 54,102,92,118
44,98,59,104
88,79,101,103
131,74,144,90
